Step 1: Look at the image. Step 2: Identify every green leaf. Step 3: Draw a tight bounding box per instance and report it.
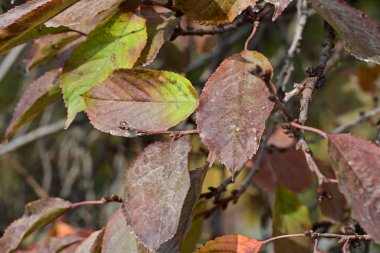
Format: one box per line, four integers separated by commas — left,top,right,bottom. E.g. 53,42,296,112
3,69,62,141
60,11,147,127
273,187,312,253
0,0,79,55
83,69,199,137
0,197,72,253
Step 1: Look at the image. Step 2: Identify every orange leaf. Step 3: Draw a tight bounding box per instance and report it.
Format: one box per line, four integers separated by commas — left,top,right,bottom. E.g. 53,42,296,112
195,235,263,253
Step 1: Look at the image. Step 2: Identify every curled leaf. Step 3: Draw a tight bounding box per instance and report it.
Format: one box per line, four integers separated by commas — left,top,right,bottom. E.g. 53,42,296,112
328,134,380,243
3,69,62,141
0,0,79,55
195,235,263,253
196,51,274,173
123,137,191,250
83,69,198,137
307,0,380,64
0,197,72,253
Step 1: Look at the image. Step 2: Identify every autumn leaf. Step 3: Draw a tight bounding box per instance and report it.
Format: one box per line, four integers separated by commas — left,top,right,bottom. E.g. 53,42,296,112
194,235,263,253
60,11,147,128
273,187,312,253
74,229,104,253
3,69,62,141
328,133,380,243
136,6,179,66
45,0,123,33
357,64,380,93
264,0,293,21
174,0,258,25
196,50,274,173
83,69,199,137
253,148,313,193
0,197,72,253
123,137,191,250
102,209,149,253
17,234,83,253
24,32,81,71
158,166,207,252
307,0,380,64
0,0,79,55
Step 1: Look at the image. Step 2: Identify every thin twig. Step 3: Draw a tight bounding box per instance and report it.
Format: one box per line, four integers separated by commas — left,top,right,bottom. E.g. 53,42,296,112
0,119,66,155
2,157,48,198
261,230,372,245
331,106,380,134
71,194,123,208
276,0,308,90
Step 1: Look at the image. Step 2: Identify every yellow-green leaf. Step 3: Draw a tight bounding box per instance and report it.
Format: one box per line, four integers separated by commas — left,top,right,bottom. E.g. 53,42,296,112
60,11,147,128
273,187,312,253
83,69,199,137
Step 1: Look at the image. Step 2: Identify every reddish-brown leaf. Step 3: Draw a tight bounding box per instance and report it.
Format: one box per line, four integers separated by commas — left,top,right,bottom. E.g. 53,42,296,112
45,0,123,33
24,32,80,71
196,51,274,173
123,137,191,250
357,65,380,93
0,197,72,253
264,0,293,20
316,160,347,223
307,0,380,64
3,69,62,141
0,0,79,55
194,235,263,253
267,127,295,149
253,148,313,193
328,134,380,243
102,209,148,253
16,234,82,253
74,229,104,253
158,166,208,252
174,0,258,25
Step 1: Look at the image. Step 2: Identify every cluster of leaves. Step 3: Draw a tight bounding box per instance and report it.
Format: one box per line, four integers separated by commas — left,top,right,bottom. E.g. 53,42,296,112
0,0,380,252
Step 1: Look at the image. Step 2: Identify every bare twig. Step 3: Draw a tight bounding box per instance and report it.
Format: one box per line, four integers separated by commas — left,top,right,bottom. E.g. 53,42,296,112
276,0,308,90
2,157,48,198
285,22,335,124
0,119,66,156
261,230,372,245
331,106,380,134
71,194,123,208
296,139,331,185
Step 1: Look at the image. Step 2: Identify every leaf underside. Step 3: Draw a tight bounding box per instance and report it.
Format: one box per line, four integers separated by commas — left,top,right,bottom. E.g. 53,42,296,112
264,0,293,20
123,137,191,250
